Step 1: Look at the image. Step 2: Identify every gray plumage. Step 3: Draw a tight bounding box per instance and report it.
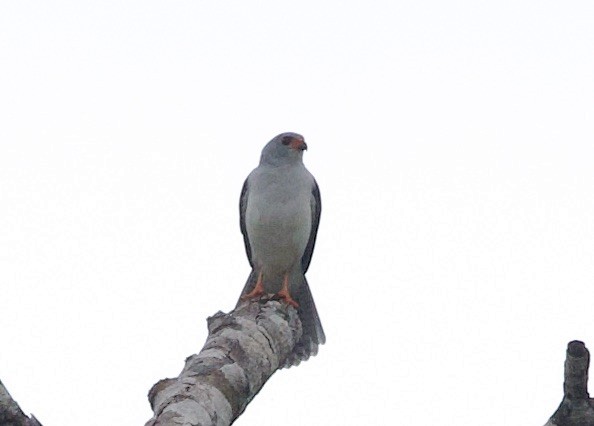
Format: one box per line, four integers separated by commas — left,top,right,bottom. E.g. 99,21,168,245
238,132,325,367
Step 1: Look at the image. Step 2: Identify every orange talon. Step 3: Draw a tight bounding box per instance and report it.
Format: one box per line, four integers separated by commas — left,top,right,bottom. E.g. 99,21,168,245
242,271,265,300
276,274,299,308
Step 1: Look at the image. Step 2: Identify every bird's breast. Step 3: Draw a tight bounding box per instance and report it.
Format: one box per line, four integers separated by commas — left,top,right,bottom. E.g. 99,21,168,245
245,171,312,273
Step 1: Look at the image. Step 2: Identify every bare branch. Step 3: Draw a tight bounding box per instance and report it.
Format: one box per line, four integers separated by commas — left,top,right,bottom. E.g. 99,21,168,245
0,379,43,426
145,297,304,426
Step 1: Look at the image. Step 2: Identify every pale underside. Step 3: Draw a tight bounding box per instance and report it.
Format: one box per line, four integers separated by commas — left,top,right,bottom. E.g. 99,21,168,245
245,164,313,292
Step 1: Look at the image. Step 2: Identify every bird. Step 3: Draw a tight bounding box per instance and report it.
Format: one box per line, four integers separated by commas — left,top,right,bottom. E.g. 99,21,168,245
237,132,325,367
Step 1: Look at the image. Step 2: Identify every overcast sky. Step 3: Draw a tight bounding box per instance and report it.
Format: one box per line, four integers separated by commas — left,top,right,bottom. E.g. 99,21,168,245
1,1,594,425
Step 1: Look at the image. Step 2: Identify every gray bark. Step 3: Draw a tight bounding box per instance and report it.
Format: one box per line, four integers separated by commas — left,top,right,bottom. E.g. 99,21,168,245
0,379,43,426
546,341,594,426
145,297,304,426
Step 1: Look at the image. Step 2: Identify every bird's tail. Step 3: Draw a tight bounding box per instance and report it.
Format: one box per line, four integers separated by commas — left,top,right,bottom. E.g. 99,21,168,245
237,268,258,300
236,270,325,368
285,274,325,368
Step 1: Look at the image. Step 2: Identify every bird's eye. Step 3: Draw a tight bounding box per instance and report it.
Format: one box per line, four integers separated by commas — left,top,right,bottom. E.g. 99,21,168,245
281,136,292,145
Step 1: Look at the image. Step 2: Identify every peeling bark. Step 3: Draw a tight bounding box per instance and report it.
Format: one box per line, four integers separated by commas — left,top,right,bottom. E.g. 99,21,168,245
145,297,305,426
0,379,43,426
546,341,594,426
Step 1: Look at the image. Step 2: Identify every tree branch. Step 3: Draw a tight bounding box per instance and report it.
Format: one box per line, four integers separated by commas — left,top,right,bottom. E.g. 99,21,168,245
0,379,43,426
145,297,304,426
546,340,594,426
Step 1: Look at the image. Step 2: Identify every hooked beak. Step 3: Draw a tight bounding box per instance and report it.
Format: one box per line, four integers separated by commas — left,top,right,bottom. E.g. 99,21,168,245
290,139,307,151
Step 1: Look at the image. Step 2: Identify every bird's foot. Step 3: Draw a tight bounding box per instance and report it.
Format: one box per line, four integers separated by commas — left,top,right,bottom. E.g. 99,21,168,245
242,271,265,300
242,286,265,300
276,289,299,308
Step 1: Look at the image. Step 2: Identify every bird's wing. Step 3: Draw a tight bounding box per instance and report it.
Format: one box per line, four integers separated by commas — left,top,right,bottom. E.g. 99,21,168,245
301,179,321,273
239,177,253,267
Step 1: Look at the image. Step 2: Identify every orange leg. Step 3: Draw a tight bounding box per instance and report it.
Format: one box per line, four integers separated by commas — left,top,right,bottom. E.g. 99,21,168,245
242,271,265,300
277,273,299,308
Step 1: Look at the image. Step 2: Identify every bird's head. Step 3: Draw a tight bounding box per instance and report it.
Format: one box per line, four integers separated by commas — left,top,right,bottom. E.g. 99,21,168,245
259,132,308,166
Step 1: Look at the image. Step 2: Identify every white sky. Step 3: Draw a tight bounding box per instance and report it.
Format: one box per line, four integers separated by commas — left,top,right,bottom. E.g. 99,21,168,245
1,1,593,425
